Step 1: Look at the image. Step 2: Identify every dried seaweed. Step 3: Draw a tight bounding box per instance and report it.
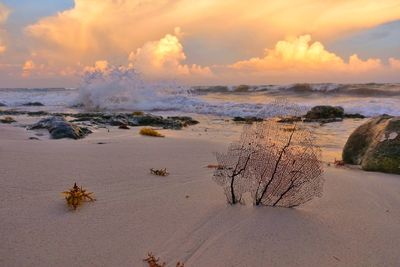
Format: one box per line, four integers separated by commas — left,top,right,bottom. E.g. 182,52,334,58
150,168,169,176
206,164,224,169
140,128,165,137
334,159,345,167
62,182,95,210
143,253,184,267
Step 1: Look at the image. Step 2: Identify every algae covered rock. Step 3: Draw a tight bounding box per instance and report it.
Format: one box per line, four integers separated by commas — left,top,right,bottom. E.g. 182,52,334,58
343,115,400,174
233,116,263,123
305,105,344,120
29,116,92,139
68,112,198,130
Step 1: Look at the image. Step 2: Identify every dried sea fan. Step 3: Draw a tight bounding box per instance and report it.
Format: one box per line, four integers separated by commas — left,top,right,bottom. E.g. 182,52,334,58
213,120,324,207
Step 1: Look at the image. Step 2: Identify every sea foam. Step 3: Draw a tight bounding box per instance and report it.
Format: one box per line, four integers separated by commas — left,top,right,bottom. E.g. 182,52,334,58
1,68,400,117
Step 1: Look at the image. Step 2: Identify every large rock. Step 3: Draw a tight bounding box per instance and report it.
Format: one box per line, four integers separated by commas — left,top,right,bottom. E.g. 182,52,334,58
29,116,92,139
343,115,400,174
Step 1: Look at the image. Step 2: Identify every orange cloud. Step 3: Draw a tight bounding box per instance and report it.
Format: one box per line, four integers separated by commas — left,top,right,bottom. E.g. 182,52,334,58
25,0,400,66
84,60,109,73
0,3,9,54
0,3,8,23
128,32,211,79
389,58,400,69
230,35,382,74
22,60,36,77
12,0,400,85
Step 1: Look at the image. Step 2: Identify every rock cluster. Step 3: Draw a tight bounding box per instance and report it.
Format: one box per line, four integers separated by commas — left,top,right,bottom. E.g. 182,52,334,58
23,112,199,139
69,113,199,130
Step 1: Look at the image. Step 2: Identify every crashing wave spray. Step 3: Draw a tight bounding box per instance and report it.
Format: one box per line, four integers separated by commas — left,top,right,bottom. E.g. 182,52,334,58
78,66,188,111
77,65,310,117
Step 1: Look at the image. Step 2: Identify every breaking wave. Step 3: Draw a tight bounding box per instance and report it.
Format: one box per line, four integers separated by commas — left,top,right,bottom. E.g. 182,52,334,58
1,68,400,117
192,83,400,97
76,67,306,117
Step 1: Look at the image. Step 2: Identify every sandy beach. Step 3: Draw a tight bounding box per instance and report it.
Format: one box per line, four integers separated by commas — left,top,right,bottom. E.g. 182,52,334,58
1,122,399,267
2,1,400,266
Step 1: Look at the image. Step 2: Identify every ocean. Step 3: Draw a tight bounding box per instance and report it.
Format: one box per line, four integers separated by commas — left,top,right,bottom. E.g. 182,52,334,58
1,83,399,117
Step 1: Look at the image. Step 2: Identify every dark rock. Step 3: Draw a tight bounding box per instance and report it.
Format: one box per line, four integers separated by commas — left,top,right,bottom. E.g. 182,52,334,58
343,115,400,174
27,111,49,116
344,113,366,119
29,137,40,140
22,102,45,106
29,116,92,139
0,116,16,123
167,116,199,126
0,110,27,116
276,116,302,123
305,106,344,120
0,102,6,106
303,117,343,124
233,117,264,123
132,114,185,129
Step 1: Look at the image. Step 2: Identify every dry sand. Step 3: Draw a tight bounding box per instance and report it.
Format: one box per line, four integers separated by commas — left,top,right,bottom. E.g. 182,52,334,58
1,124,399,266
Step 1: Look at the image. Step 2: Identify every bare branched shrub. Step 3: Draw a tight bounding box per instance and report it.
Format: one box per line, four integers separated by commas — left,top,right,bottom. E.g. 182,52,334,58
213,120,324,207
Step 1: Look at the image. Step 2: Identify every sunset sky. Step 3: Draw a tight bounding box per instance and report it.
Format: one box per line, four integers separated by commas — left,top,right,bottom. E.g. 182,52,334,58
0,0,399,87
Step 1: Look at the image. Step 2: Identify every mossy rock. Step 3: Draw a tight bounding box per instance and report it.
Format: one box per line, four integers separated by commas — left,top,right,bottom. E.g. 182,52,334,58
305,105,344,120
343,115,400,174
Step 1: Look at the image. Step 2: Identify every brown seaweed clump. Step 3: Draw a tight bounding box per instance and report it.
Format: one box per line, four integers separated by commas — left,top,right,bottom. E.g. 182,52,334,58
140,128,165,137
150,168,169,176
62,183,95,210
143,253,184,267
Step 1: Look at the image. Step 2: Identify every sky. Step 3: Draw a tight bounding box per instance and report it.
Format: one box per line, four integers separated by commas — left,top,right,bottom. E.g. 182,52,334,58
0,0,399,87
